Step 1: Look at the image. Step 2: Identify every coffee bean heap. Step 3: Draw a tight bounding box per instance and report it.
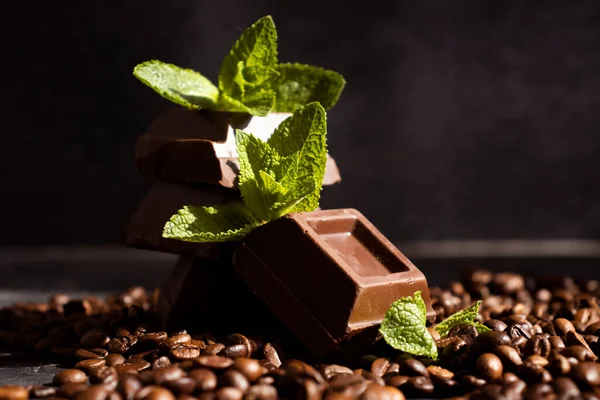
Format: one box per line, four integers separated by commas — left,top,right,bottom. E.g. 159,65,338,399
0,271,598,399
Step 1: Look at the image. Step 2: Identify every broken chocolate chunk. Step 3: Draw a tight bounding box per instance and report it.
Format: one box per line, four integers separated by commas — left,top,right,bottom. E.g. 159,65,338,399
233,209,434,356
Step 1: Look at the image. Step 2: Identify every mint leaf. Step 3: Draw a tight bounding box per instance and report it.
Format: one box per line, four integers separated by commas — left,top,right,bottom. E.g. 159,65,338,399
268,102,327,212
218,91,274,117
380,291,438,359
236,130,282,221
273,63,346,112
219,16,278,96
434,301,484,337
134,60,219,109
474,323,492,334
163,204,259,242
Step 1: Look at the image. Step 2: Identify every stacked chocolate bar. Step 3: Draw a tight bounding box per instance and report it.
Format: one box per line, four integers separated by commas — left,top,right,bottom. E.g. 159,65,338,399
122,107,343,334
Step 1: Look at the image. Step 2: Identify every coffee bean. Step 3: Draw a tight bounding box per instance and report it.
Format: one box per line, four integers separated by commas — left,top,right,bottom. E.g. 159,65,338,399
586,322,600,336
154,365,185,385
506,320,533,340
566,331,598,360
232,358,264,382
135,386,175,400
553,377,581,399
54,369,88,385
562,345,596,362
518,364,553,384
484,319,508,332
355,369,385,386
75,358,107,373
75,348,108,360
214,387,243,400
359,384,405,400
555,318,576,336
228,334,255,355
385,375,409,388
448,323,479,344
571,362,600,388
117,374,142,400
524,355,549,367
219,344,249,359
283,360,325,384
523,334,551,358
151,356,171,370
188,368,217,391
219,369,250,391
398,359,429,378
328,374,367,397
0,385,28,400
477,353,503,381
108,335,138,354
494,345,523,368
550,335,566,349
163,377,196,395
244,384,278,400
129,350,156,362
493,273,524,294
170,344,200,360
165,334,192,348
472,331,511,353
319,364,353,380
57,383,89,398
194,355,234,370
203,343,226,355
370,358,391,377
404,376,435,395
74,385,109,400
114,364,142,375
458,374,487,391
30,385,57,399
97,353,123,368
139,332,167,345
80,329,110,348
524,383,553,399
549,353,572,376
263,343,281,368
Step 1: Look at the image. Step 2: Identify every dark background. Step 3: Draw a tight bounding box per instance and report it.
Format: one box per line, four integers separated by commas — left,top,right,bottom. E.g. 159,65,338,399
2,0,599,246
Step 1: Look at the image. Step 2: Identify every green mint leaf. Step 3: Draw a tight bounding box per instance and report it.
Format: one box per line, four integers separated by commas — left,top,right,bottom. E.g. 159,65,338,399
218,16,278,96
273,63,346,112
133,60,219,109
163,204,259,243
236,130,283,221
267,102,327,212
474,323,492,334
218,92,274,117
379,291,438,359
434,301,484,337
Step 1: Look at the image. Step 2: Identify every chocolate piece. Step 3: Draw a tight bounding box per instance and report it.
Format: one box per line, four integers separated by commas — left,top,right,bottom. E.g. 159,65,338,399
136,107,342,187
123,182,241,255
156,252,285,335
233,209,434,356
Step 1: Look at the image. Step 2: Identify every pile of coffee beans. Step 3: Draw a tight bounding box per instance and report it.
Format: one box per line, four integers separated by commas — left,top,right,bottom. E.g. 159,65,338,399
0,271,598,399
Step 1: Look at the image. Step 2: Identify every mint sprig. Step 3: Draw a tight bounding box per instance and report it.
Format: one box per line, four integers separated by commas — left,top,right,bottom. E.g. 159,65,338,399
162,102,327,242
380,293,491,359
134,16,345,116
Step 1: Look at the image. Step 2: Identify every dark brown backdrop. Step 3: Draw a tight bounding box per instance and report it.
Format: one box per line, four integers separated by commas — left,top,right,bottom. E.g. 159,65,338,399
1,0,599,245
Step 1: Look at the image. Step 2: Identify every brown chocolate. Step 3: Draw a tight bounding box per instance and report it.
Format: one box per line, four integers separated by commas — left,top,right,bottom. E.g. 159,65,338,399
156,252,285,336
136,107,342,187
122,182,241,255
233,209,434,356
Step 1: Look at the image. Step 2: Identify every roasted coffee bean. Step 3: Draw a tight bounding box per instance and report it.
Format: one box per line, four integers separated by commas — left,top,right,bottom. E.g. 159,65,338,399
117,374,142,400
152,356,171,370
128,350,156,362
562,345,596,361
54,369,88,385
494,345,523,368
214,387,243,400
398,359,429,378
328,374,367,397
244,384,278,400
74,385,109,400
566,331,598,360
477,353,503,381
75,348,108,360
385,375,409,388
108,335,138,354
232,358,264,382
571,362,600,388
218,369,250,391
586,322,600,336
550,335,566,349
524,354,549,367
194,355,234,370
75,358,107,373
555,318,576,336
484,319,508,332
283,360,325,383
165,334,192,348
89,366,118,385
80,329,111,348
30,385,57,399
458,374,487,391
105,353,126,367
0,385,28,400
320,364,354,380
506,319,533,340
403,376,435,395
139,332,167,345
370,358,391,377
263,343,282,368
448,323,479,344
154,365,185,385
549,353,572,375
524,383,553,399
426,365,454,381
426,327,440,341
228,334,255,354
219,344,249,359
518,363,553,384
523,334,552,358
135,386,175,400
163,377,196,395
553,377,581,399
355,369,385,386
170,344,200,360
57,383,89,398
492,273,525,294
189,368,218,391
360,384,405,400
472,331,511,353
203,343,226,355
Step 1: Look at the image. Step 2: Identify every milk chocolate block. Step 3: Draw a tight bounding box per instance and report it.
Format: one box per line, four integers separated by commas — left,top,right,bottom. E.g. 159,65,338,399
136,107,342,187
123,182,241,255
233,209,434,356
